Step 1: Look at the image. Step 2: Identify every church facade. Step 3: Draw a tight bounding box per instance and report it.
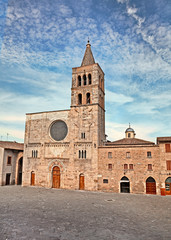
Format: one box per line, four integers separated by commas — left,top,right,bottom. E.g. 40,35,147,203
23,42,171,195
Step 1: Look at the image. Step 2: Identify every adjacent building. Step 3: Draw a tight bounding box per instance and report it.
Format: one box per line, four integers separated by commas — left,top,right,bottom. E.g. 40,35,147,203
0,141,23,186
23,41,171,195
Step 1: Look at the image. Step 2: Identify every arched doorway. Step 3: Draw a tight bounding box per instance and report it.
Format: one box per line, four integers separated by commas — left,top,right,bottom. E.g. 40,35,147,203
165,177,171,195
52,166,60,188
120,176,130,193
17,157,23,185
79,174,84,190
146,177,156,194
31,171,35,186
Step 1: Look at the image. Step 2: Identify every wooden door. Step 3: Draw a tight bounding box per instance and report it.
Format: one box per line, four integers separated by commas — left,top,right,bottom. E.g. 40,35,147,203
31,172,35,186
146,182,156,194
52,166,60,188
79,175,84,190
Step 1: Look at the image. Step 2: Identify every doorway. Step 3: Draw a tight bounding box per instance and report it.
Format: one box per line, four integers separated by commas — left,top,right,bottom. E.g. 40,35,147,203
31,171,35,186
146,177,156,194
18,157,23,185
120,176,130,193
6,173,11,185
165,177,171,195
52,166,60,188
79,174,84,190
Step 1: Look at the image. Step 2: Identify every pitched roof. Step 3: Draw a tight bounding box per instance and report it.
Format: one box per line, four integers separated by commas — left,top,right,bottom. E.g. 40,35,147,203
105,138,155,146
81,40,95,66
0,141,24,150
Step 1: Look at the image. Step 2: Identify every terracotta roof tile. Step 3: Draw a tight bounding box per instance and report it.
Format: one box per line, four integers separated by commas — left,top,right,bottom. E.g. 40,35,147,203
0,141,24,150
105,138,155,146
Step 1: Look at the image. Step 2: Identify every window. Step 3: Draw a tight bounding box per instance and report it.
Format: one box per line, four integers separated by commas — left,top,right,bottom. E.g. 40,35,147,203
108,152,112,158
128,133,131,138
165,144,171,152
79,150,86,159
126,152,130,158
81,133,85,139
88,74,91,84
32,150,38,158
166,161,171,170
124,164,128,170
108,164,112,170
148,164,152,170
79,150,81,158
103,179,108,183
83,74,87,85
86,93,90,104
129,164,133,170
78,94,82,105
7,156,12,165
147,151,152,158
78,75,81,86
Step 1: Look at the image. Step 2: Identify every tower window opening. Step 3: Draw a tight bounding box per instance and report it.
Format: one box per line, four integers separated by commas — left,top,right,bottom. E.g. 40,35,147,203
79,150,81,158
78,94,82,105
128,133,131,138
88,74,91,84
86,93,91,104
78,75,81,86
83,74,87,85
81,133,85,139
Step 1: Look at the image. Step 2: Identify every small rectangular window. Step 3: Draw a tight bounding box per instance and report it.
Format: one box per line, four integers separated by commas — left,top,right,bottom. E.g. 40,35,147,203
147,151,152,158
126,152,130,158
166,161,171,170
108,164,112,170
103,179,108,183
81,133,85,139
7,156,12,165
165,144,171,152
108,152,112,158
129,164,133,170
148,164,152,170
124,164,128,170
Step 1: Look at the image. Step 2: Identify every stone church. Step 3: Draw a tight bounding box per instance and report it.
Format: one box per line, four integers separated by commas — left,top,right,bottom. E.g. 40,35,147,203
23,41,171,195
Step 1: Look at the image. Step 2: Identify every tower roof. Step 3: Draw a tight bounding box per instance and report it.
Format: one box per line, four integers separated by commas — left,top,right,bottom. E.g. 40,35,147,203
81,40,95,67
125,123,135,133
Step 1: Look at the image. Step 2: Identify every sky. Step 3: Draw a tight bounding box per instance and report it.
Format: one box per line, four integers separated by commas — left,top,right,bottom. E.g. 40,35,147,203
0,0,171,143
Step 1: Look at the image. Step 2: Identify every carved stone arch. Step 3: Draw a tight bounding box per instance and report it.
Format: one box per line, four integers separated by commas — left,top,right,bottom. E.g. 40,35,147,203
48,159,65,172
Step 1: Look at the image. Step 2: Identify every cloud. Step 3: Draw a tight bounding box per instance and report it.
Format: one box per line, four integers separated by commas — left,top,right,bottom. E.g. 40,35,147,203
106,90,133,104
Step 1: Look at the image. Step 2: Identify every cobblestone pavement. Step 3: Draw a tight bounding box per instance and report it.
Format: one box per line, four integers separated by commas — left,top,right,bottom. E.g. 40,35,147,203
0,186,170,240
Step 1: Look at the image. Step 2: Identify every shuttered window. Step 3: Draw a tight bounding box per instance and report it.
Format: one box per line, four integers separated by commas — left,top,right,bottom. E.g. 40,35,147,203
129,164,133,170
166,161,171,170
124,164,128,170
148,164,152,170
108,164,112,170
165,144,171,152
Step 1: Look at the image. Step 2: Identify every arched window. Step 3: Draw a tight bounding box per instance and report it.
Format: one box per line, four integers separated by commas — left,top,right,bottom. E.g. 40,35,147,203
78,94,82,105
79,150,81,158
84,150,86,159
86,93,90,104
88,74,91,84
82,150,84,158
78,75,81,86
120,176,130,193
128,133,131,138
83,74,87,85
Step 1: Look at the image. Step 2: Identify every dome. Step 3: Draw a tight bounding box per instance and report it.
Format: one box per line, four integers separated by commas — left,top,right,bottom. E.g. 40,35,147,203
125,127,134,133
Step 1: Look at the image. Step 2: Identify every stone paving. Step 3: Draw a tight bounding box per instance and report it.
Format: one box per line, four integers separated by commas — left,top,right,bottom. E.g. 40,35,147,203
0,186,170,240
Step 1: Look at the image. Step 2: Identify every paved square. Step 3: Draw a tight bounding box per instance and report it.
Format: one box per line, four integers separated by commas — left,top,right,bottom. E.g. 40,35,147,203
0,186,170,240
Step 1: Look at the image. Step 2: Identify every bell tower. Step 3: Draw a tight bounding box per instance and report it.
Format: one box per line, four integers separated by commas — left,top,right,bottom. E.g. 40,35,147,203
71,40,105,145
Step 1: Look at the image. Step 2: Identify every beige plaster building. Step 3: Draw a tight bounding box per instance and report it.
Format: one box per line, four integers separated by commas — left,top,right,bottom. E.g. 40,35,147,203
0,141,23,186
23,42,171,195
